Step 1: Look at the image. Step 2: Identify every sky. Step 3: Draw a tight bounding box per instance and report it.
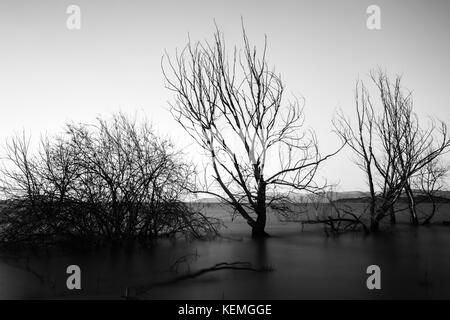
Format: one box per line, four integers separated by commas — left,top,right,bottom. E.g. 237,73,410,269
0,0,449,191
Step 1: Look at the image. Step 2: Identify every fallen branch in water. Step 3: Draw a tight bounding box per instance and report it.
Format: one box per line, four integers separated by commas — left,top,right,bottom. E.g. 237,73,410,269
301,194,370,235
124,262,274,299
302,215,369,235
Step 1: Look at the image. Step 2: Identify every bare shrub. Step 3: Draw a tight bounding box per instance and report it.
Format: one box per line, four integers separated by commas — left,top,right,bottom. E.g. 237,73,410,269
0,114,219,246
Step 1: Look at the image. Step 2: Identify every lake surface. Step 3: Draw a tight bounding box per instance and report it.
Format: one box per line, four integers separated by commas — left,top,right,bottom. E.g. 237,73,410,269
1,204,450,299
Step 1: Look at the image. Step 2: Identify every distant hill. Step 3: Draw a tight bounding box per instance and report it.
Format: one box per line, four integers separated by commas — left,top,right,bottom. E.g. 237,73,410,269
193,190,450,204
195,197,221,203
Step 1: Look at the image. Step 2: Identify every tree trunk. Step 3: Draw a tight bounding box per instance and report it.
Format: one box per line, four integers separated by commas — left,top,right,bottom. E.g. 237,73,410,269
368,197,379,232
389,206,396,225
252,212,269,238
252,177,269,238
370,217,379,232
404,183,419,225
423,194,436,225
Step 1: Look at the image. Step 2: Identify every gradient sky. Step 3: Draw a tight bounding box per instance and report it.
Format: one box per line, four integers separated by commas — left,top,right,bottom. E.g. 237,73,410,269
0,0,449,191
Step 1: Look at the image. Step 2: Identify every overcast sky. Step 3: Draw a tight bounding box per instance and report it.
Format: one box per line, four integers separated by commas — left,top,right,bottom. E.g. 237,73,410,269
0,0,449,191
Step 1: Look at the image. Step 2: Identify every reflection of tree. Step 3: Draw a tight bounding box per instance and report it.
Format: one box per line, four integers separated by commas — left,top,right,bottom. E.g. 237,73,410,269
0,254,54,288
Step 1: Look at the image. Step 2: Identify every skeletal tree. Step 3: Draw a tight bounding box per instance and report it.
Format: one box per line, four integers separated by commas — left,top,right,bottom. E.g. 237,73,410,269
0,133,46,242
334,70,450,230
0,132,41,205
163,24,341,238
334,79,405,231
63,114,217,240
0,114,219,245
412,157,448,225
372,71,450,225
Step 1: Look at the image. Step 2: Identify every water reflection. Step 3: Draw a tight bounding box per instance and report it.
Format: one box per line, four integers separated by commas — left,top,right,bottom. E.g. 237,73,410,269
0,223,450,299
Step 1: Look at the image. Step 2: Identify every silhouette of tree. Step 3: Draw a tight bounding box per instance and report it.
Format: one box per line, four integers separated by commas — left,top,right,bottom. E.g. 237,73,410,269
0,114,218,245
334,70,450,230
372,73,450,225
413,157,448,225
163,24,341,238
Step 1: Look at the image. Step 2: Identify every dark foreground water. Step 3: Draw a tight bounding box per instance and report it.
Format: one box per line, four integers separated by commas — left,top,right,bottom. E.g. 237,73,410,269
1,211,450,299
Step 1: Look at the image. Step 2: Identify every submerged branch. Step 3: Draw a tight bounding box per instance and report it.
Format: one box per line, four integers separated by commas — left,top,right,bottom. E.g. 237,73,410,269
125,261,274,299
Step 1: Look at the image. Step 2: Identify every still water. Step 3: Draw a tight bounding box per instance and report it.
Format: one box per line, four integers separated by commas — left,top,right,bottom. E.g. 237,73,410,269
1,212,450,299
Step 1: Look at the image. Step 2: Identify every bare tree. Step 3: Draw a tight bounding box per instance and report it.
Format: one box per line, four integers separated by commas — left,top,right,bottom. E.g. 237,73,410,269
0,133,47,242
1,132,41,205
334,78,406,231
163,24,342,238
371,71,450,225
0,114,219,245
334,69,450,230
412,157,449,225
